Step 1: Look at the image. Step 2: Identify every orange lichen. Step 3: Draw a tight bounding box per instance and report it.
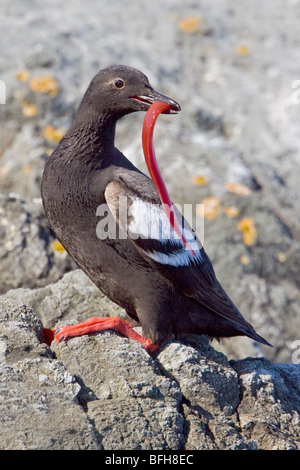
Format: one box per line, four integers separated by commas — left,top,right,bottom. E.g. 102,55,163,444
179,16,202,34
15,69,30,82
192,175,208,186
22,101,38,117
52,240,66,253
201,196,220,219
237,218,257,246
236,45,251,56
43,125,65,143
225,182,252,196
29,76,60,97
224,206,241,218
240,254,250,266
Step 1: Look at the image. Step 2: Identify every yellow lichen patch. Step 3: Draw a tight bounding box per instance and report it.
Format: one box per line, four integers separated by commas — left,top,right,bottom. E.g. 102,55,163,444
236,44,251,56
237,218,257,246
178,16,202,34
192,175,208,186
202,196,220,219
43,125,65,143
224,206,241,218
240,254,250,266
225,182,252,196
29,76,60,97
22,101,38,117
15,69,30,82
52,240,66,253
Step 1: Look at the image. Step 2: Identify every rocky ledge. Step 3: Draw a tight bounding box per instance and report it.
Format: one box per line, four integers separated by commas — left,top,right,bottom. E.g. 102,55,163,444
0,291,299,450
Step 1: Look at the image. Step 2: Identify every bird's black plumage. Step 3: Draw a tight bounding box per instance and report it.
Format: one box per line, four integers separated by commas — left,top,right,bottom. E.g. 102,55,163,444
41,65,270,348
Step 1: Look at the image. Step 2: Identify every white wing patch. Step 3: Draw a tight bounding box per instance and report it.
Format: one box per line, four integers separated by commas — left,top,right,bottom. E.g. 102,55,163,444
144,247,201,267
127,197,203,267
128,198,175,240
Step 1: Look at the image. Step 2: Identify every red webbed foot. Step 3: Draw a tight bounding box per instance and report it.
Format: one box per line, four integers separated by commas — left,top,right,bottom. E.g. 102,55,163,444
54,316,160,355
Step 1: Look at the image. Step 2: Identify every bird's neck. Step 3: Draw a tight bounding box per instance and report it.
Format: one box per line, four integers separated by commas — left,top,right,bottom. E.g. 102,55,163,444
66,112,117,161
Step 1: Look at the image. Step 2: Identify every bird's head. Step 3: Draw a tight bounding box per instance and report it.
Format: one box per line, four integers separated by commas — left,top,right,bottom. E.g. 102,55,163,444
79,65,181,120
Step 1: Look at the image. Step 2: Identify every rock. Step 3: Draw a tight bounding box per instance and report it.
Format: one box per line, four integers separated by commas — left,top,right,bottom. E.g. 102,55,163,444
158,341,252,450
232,358,300,450
5,269,126,329
0,194,76,293
0,297,100,450
159,342,300,450
52,333,185,450
0,125,49,200
0,296,299,450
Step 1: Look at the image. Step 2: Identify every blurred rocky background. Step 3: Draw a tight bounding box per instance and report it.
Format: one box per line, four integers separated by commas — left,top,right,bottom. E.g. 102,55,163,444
0,0,300,450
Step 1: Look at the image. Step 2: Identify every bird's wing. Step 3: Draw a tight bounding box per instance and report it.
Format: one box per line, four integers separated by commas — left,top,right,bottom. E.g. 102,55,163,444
104,178,250,332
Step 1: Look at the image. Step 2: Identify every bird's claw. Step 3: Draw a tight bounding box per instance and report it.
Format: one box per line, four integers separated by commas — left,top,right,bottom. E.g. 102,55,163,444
54,328,68,343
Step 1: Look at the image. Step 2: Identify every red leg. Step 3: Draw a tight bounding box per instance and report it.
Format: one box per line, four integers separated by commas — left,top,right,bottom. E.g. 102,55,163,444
54,316,160,355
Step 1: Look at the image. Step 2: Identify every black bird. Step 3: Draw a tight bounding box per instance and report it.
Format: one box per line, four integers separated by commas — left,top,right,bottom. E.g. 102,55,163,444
41,65,270,353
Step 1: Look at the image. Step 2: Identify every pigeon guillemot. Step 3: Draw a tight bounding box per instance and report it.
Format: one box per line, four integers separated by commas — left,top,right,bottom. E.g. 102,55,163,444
41,65,271,353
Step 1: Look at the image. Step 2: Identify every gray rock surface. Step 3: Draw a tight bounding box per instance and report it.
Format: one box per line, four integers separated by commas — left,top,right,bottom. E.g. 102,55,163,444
0,296,299,450
0,194,76,293
5,269,126,329
0,297,100,449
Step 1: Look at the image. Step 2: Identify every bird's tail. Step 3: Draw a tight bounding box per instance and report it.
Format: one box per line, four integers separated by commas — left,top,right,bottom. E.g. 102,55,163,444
247,329,272,347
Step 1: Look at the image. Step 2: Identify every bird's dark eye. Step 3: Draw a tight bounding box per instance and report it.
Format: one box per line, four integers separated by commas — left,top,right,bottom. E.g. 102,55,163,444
114,79,125,89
